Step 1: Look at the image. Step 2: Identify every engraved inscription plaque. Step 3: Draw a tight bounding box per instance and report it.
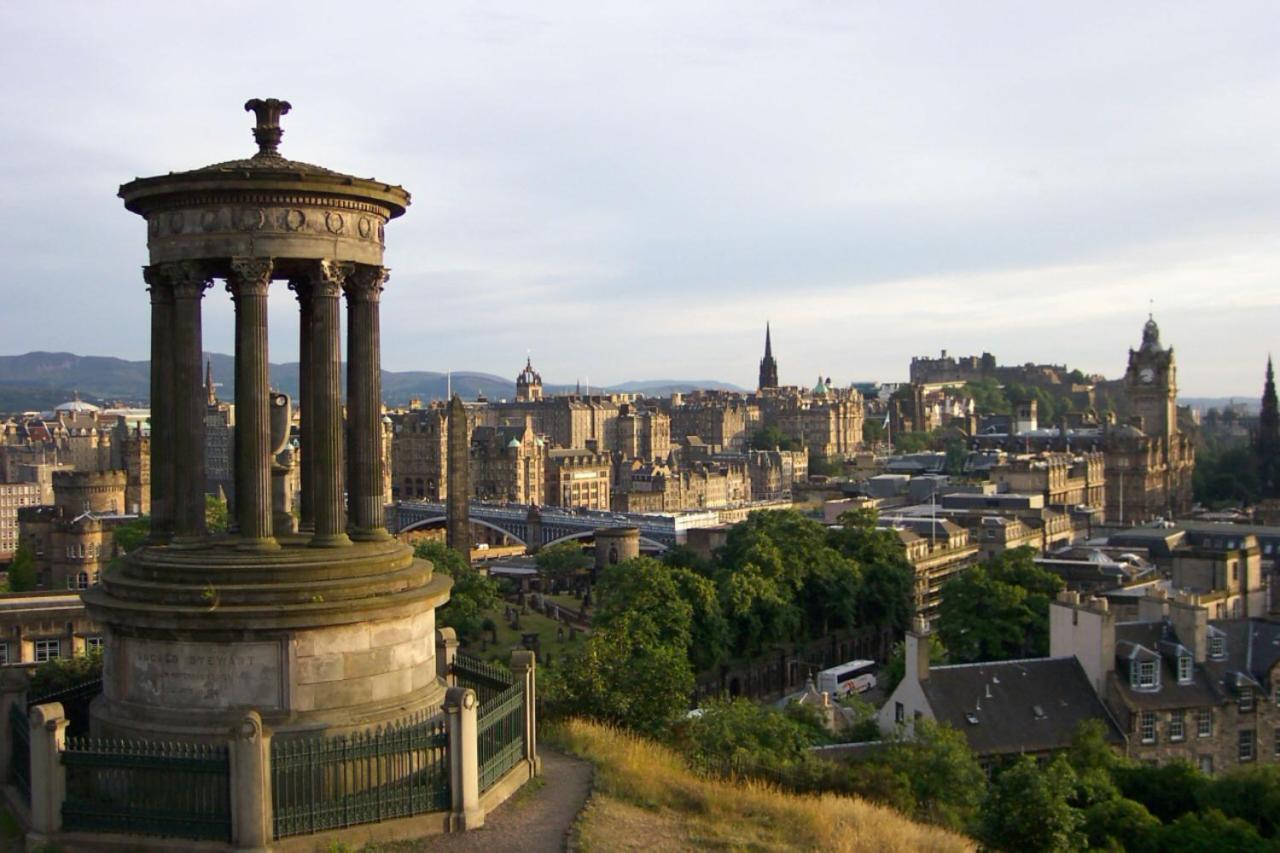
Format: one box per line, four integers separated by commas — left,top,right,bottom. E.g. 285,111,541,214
123,638,283,711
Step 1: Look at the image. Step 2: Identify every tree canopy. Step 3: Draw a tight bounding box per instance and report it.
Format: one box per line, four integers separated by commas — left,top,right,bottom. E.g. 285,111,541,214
936,547,1063,663
413,541,499,641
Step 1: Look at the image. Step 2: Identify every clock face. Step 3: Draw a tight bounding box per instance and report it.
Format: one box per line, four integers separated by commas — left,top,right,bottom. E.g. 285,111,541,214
1139,368,1155,384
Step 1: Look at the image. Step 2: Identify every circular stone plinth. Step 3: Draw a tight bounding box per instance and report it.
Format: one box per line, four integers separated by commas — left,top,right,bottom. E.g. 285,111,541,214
85,538,452,741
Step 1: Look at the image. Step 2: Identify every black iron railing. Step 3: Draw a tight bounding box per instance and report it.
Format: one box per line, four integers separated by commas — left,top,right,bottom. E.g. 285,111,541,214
478,680,525,792
451,653,513,705
8,703,29,803
61,737,231,841
271,714,450,840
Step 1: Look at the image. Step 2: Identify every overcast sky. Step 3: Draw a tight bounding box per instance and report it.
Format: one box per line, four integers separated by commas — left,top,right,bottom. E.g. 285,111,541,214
1,2,1276,396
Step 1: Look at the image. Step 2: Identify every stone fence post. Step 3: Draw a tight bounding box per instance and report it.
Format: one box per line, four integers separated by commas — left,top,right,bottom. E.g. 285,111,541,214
230,710,272,851
437,627,458,685
26,702,67,845
444,686,482,830
510,650,540,775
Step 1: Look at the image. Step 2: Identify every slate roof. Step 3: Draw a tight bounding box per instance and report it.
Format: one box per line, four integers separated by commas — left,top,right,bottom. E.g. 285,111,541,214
1109,618,1280,711
922,656,1122,756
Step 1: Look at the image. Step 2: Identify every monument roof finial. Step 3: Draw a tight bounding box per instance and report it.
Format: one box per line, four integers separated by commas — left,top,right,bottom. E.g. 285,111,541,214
244,98,292,158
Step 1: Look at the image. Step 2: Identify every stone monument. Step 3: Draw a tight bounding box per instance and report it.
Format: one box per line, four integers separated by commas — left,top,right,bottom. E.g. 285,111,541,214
85,99,452,741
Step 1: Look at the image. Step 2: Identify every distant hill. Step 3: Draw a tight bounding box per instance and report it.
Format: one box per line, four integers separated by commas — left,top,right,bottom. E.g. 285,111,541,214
0,352,746,411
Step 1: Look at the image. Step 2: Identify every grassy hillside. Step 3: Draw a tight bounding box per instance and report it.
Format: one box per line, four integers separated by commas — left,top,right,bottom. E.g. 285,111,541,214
550,719,973,852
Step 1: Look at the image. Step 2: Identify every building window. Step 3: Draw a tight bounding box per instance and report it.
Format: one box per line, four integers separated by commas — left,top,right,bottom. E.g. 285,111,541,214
75,572,89,590
1239,730,1255,762
1197,708,1213,738
1241,688,1255,713
0,642,8,665
1140,710,1156,744
1199,755,1213,775
1178,655,1192,684
1169,710,1185,742
33,639,61,663
1134,660,1158,690
1210,636,1226,659
85,636,103,653
895,702,904,724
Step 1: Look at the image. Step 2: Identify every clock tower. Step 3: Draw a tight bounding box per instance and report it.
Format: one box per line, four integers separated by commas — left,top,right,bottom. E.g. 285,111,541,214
1124,315,1177,445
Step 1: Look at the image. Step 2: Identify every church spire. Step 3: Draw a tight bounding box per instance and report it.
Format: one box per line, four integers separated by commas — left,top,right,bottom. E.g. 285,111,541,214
1259,356,1280,498
205,359,216,405
758,323,779,391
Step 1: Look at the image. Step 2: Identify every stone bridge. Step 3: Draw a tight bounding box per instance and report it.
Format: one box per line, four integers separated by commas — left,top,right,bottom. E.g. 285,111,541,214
390,501,723,551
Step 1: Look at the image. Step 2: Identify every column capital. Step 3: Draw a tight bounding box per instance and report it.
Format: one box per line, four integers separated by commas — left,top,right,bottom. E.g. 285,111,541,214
162,261,214,299
226,257,274,299
287,277,312,303
314,259,354,298
343,265,388,302
143,265,173,303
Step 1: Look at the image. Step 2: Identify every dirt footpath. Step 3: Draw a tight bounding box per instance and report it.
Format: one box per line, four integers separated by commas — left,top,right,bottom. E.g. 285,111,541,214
423,747,592,853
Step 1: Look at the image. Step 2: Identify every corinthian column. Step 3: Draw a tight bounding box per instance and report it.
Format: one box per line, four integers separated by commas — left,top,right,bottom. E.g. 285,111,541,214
288,278,314,531
166,262,212,545
228,258,278,551
344,265,391,540
309,260,352,547
143,266,174,544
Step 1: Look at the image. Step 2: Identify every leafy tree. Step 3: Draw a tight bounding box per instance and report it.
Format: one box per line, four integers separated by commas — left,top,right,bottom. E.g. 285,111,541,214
979,755,1085,852
1194,445,1262,508
594,557,694,649
534,541,591,589
30,648,103,696
670,567,729,672
1082,797,1161,853
750,426,802,452
681,697,818,774
1066,718,1124,807
413,541,500,641
6,541,37,592
893,431,933,453
1197,764,1280,837
881,719,986,832
555,625,693,736
943,437,967,476
937,547,1062,662
862,419,886,445
112,516,150,554
829,510,915,633
837,692,881,741
1114,760,1207,824
1158,808,1269,852
965,378,1011,414
661,544,713,577
205,494,229,534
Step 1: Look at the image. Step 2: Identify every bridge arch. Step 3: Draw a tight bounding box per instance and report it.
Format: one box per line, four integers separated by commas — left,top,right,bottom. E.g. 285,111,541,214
542,529,669,552
397,515,528,547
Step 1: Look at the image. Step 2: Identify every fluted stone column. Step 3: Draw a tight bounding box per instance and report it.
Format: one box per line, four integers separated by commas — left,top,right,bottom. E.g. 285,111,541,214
143,266,174,544
309,260,352,547
289,278,315,532
228,258,278,551
344,265,391,540
167,262,211,545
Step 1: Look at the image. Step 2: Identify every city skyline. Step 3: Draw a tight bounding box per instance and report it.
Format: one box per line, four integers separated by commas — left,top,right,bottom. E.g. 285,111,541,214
1,3,1276,396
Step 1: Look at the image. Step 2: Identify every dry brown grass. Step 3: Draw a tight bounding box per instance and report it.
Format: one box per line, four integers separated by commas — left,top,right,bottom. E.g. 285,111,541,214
551,718,975,852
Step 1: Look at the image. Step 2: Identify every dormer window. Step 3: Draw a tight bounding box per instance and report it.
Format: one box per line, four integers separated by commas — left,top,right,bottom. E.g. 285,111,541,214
1178,655,1193,684
1210,635,1226,659
1132,659,1160,691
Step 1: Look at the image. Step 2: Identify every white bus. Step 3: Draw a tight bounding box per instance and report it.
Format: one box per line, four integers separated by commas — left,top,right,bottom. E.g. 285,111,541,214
816,659,876,697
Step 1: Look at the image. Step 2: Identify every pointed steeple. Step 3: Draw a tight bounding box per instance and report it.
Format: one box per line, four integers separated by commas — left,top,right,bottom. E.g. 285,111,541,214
205,359,216,405
758,323,779,391
1259,356,1280,498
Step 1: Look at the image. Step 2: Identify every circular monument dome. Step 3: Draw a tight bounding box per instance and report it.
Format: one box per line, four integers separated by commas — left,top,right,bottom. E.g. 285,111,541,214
118,99,410,272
